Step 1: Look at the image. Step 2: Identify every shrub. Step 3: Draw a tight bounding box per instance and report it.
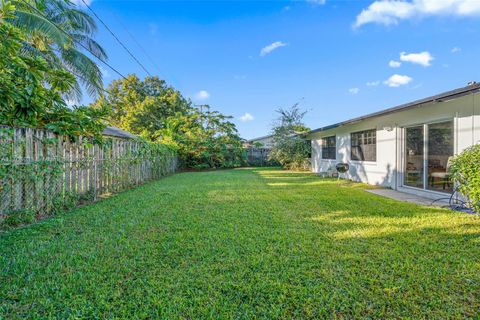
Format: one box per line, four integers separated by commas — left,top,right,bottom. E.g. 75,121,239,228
2,209,35,229
51,192,80,214
269,137,311,170
450,144,480,212
269,104,310,171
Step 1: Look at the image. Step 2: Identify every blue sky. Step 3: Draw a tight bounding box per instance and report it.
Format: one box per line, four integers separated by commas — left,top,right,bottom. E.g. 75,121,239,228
79,0,480,139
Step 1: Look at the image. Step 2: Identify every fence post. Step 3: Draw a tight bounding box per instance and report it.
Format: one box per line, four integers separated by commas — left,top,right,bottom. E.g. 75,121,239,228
0,126,178,219
93,143,98,201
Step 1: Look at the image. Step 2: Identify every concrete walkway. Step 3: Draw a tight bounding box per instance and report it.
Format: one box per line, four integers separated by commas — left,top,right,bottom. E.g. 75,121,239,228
365,189,450,207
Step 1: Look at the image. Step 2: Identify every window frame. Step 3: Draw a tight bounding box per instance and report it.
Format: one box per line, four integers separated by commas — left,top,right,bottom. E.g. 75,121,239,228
402,119,454,193
350,129,377,162
321,135,336,160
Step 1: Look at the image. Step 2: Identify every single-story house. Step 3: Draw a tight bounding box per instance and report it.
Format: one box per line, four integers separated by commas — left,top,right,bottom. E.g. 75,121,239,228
246,134,275,149
305,83,480,199
244,134,275,165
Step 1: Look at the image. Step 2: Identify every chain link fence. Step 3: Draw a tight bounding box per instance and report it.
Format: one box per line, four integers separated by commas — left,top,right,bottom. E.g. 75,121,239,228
0,127,177,228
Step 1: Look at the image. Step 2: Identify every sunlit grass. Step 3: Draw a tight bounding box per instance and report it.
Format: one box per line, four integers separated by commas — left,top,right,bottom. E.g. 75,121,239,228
1,168,479,318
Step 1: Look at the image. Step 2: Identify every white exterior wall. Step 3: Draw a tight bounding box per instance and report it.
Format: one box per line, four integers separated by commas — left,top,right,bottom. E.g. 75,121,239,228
308,91,480,195
250,136,274,149
310,120,398,187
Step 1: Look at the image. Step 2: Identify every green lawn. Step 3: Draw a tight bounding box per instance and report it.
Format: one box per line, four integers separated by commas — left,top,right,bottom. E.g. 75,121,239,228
1,168,479,318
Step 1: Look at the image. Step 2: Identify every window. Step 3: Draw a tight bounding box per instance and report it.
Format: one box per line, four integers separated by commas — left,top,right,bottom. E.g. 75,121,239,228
321,136,336,160
351,129,376,161
404,121,454,193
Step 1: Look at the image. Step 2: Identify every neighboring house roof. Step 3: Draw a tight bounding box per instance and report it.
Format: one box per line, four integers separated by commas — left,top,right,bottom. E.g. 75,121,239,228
247,134,273,143
103,126,137,139
306,83,480,136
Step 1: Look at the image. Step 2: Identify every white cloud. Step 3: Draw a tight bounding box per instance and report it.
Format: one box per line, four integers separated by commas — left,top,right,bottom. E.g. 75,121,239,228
366,80,380,86
400,51,433,66
195,90,210,100
354,0,480,28
389,60,401,68
451,46,461,53
239,113,254,122
260,41,287,57
349,87,360,94
384,74,413,87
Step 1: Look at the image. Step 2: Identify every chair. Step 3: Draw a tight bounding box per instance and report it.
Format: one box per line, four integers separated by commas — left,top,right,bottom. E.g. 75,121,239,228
429,156,453,190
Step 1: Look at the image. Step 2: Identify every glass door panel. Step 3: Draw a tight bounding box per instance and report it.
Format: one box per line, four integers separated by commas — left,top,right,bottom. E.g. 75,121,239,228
427,121,454,192
404,126,424,188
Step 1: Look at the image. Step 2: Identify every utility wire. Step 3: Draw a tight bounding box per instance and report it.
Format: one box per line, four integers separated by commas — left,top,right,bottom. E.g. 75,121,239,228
112,12,163,76
17,0,128,81
79,0,153,77
16,0,170,104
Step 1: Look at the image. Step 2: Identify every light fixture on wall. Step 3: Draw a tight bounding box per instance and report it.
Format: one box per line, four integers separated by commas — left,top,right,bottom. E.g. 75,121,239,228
382,126,394,132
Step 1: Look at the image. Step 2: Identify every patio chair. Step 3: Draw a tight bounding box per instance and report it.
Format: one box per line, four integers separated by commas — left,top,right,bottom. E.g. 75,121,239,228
429,156,453,190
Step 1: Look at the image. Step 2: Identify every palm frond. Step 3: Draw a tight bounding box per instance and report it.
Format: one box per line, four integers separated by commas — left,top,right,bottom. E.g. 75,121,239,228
18,41,83,101
50,6,97,35
61,47,103,98
61,77,83,103
10,8,70,47
10,0,106,100
72,33,107,60
64,8,96,34
19,40,48,58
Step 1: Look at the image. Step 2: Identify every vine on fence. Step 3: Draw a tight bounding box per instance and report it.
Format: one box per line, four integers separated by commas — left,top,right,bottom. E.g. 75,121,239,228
0,127,177,230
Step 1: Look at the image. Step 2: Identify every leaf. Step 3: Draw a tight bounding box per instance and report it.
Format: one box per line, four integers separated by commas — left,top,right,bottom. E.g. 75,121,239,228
11,9,70,47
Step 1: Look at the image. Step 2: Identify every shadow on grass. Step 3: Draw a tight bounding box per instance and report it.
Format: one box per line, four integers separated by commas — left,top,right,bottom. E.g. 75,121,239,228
250,168,480,317
0,167,479,318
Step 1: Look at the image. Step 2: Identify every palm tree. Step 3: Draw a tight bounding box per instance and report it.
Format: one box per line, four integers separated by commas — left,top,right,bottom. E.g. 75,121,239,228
5,0,107,101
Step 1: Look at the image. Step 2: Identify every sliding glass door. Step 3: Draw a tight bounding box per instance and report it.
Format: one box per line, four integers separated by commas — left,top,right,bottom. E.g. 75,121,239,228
405,126,424,188
427,121,454,192
403,121,454,193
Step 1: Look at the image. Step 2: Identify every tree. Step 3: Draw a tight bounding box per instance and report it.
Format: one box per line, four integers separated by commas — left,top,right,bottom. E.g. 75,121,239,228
93,75,191,140
94,75,245,168
149,106,245,168
4,0,106,100
0,13,106,141
269,104,310,170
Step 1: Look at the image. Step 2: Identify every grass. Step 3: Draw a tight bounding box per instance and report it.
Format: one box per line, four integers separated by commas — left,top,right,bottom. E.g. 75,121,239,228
1,168,479,318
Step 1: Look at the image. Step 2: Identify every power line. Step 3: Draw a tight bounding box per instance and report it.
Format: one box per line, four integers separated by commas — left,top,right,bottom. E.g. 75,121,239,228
79,0,153,77
112,12,163,76
17,0,128,81
16,0,168,104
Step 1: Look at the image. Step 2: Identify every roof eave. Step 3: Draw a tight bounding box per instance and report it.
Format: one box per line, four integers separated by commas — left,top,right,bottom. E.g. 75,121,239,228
306,83,480,136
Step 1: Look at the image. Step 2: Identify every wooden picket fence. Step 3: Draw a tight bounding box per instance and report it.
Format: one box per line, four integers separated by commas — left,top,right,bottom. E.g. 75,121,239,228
0,127,178,219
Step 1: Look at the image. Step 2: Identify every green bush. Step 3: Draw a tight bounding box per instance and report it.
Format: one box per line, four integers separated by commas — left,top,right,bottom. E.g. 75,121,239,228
2,209,35,229
268,104,310,171
450,144,480,212
269,138,311,170
51,192,80,215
